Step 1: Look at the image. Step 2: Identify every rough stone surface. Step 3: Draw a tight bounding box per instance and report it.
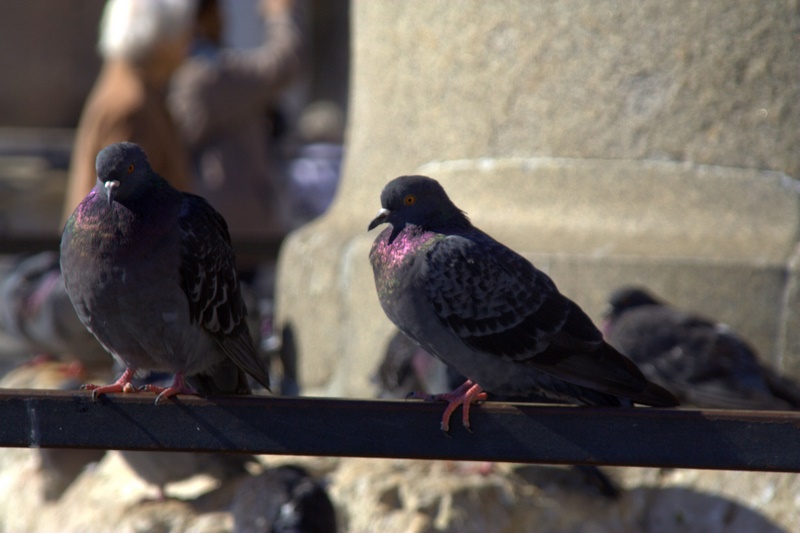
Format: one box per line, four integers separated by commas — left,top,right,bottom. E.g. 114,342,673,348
1,448,797,532
340,0,799,206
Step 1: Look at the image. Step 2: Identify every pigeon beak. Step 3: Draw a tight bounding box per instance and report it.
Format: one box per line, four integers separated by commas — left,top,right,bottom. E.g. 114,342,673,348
104,180,120,205
368,208,391,231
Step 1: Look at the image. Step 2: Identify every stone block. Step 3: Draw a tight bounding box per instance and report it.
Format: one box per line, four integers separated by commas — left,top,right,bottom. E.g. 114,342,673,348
276,0,800,397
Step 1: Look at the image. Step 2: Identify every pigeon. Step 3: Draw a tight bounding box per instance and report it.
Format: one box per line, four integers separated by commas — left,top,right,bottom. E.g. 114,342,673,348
232,464,338,533
60,142,270,402
373,330,454,399
0,252,110,370
603,286,800,410
368,175,678,431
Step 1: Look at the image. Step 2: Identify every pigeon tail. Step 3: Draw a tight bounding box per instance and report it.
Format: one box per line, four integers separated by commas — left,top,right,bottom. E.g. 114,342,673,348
629,380,680,407
530,342,680,407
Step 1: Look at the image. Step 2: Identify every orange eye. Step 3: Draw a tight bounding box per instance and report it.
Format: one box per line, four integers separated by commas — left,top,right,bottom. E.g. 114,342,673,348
404,194,416,206
127,163,135,173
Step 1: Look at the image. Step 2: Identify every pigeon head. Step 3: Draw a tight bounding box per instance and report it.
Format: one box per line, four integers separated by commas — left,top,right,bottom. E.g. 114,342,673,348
95,142,155,206
605,286,663,319
368,175,469,232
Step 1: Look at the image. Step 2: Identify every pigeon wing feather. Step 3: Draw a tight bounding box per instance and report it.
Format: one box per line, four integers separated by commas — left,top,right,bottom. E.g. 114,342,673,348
178,194,269,390
422,233,673,402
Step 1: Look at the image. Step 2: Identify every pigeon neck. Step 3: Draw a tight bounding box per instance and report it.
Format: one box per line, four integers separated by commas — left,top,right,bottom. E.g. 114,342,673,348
113,178,177,213
425,209,472,232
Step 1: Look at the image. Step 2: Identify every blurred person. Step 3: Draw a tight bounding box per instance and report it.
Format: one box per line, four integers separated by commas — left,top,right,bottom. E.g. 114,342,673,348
63,0,196,219
169,0,303,253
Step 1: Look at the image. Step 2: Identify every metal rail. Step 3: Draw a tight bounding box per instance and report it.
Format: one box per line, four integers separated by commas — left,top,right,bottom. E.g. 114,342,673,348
1,389,798,472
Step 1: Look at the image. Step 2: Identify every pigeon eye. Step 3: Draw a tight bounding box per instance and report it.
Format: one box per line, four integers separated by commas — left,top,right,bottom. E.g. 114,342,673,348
127,163,135,173
404,194,416,206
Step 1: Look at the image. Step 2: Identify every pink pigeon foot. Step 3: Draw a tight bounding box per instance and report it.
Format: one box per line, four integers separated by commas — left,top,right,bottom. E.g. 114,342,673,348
82,367,138,400
140,372,198,404
409,379,487,432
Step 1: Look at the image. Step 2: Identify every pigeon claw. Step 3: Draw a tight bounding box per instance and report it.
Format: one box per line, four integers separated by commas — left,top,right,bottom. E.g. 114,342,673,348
82,382,126,401
409,380,487,433
144,386,181,404
82,367,138,401
140,372,198,405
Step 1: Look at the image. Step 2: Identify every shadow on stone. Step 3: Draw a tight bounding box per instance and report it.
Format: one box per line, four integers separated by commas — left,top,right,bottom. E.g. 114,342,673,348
628,486,787,533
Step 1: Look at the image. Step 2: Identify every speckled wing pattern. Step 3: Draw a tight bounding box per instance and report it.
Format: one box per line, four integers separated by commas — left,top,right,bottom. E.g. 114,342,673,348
423,231,652,394
178,194,269,389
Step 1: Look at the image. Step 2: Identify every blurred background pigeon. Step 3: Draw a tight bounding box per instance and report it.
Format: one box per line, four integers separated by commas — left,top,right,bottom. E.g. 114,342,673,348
603,286,800,410
232,464,337,533
0,251,110,372
373,329,453,400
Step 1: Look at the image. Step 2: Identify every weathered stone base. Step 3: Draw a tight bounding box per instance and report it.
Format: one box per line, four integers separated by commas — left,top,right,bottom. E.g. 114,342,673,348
1,448,797,532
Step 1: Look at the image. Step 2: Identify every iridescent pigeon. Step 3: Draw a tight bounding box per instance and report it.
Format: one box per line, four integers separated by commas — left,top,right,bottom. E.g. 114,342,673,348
60,142,269,402
368,175,677,431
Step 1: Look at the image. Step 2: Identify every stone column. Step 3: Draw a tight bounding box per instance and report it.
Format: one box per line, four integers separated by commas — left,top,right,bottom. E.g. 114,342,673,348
276,1,800,397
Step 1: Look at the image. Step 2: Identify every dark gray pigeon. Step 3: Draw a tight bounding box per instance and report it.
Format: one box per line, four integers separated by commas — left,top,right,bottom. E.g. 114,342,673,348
603,286,800,410
232,464,338,533
60,142,269,402
368,175,678,431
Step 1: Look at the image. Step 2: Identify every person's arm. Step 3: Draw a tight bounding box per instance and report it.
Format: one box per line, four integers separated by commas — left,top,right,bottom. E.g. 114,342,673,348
169,0,303,147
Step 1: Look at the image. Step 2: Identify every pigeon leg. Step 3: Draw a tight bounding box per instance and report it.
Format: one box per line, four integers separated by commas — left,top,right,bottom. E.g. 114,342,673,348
140,372,198,404
410,379,487,432
82,367,138,400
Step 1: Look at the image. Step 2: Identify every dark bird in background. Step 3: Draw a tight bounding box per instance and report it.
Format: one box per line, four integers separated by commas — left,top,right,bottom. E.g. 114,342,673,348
0,251,110,370
60,142,269,402
368,175,678,432
373,329,454,399
232,464,338,533
603,286,800,410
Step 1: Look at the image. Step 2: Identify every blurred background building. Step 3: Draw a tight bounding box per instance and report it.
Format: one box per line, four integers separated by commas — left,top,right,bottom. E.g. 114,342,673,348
0,0,349,245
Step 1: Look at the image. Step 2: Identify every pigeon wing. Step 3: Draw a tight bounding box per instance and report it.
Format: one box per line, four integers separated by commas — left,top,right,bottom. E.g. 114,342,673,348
178,194,269,390
423,233,669,401
423,233,583,360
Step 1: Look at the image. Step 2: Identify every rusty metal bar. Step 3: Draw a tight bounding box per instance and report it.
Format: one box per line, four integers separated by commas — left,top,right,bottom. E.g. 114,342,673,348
0,389,798,472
